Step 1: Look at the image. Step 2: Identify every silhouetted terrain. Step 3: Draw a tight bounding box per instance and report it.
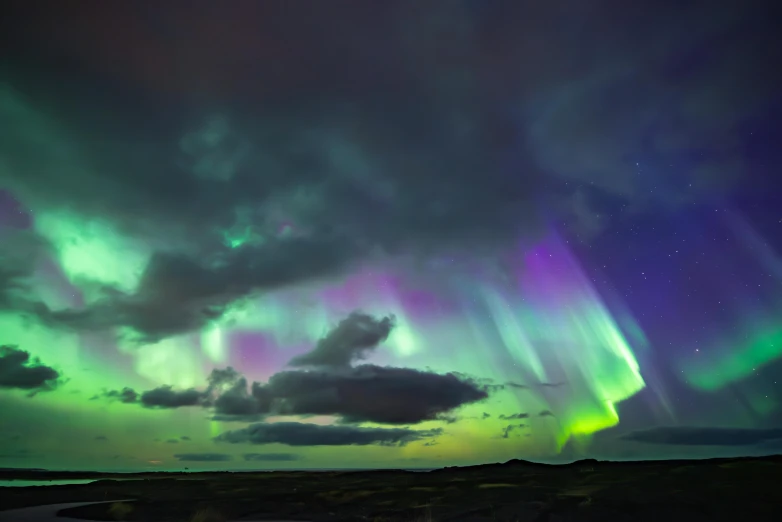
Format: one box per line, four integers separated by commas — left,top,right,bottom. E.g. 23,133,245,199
2,456,782,521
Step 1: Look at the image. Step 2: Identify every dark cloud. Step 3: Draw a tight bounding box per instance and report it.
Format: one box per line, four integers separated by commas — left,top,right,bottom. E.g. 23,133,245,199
539,410,555,417
266,364,488,424
0,345,60,391
206,366,245,391
243,453,301,462
481,412,491,419
180,436,191,441
288,312,395,369
216,422,442,447
140,386,206,409
173,453,233,462
499,413,529,420
501,424,527,439
101,376,260,414
95,435,108,441
166,439,179,444
621,426,782,446
101,387,139,404
207,367,272,418
105,363,488,424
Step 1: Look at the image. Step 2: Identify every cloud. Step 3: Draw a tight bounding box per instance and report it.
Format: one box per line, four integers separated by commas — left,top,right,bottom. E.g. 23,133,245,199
110,363,488,424
173,453,233,462
19,233,357,344
501,424,527,439
621,426,782,446
287,312,395,369
539,410,555,417
1,10,542,344
166,439,179,444
180,436,191,441
101,364,489,424
95,435,108,441
266,364,488,424
207,366,246,391
0,3,779,343
216,422,442,447
102,387,139,404
243,453,301,462
499,413,529,420
0,345,61,391
41,247,349,344
139,386,206,409
207,367,271,418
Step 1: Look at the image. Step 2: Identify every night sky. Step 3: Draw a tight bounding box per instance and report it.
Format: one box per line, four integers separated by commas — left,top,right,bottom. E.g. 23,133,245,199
1,1,782,471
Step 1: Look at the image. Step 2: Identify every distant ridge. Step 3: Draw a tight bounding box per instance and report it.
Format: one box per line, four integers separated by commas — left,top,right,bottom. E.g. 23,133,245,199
433,454,782,473
2,454,782,481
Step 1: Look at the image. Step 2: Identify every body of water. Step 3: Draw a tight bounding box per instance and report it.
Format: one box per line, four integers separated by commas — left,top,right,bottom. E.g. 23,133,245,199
0,479,98,487
0,468,437,487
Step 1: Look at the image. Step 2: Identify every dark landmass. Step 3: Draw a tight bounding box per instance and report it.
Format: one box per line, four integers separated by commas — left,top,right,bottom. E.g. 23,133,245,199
2,456,782,521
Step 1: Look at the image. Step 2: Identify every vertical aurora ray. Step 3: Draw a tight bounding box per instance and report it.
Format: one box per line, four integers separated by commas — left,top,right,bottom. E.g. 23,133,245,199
202,325,228,363
493,234,645,448
224,233,647,456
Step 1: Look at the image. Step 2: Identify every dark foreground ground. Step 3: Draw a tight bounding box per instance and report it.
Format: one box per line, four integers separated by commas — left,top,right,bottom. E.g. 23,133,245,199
2,456,782,522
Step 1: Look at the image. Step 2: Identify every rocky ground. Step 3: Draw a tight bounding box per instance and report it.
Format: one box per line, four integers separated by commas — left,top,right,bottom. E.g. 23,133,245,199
1,456,781,521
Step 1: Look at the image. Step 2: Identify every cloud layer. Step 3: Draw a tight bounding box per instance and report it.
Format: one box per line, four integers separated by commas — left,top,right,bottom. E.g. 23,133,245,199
1,2,778,344
621,426,782,446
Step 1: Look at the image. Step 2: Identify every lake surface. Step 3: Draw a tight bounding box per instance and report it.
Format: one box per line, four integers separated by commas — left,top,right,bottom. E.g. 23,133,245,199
0,479,98,487
0,468,437,487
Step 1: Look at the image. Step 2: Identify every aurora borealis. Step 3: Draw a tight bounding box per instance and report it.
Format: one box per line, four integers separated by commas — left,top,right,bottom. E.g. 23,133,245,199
1,1,782,471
